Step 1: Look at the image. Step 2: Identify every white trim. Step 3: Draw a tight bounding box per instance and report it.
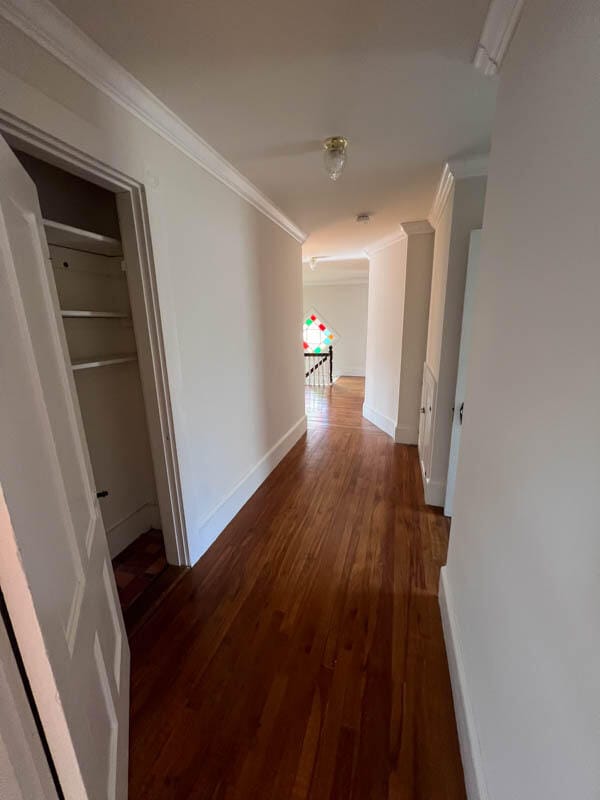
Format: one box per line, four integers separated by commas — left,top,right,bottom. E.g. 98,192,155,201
473,0,526,76
189,415,307,565
363,220,432,259
424,476,446,507
439,568,489,800
335,367,365,378
449,156,489,180
400,220,434,236
303,278,369,288
0,0,306,244
394,423,418,445
429,157,489,228
429,164,455,229
364,227,407,257
105,502,160,558
362,403,396,439
302,254,368,265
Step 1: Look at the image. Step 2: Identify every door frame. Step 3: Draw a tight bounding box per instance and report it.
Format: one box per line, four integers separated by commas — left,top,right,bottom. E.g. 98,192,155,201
0,108,189,567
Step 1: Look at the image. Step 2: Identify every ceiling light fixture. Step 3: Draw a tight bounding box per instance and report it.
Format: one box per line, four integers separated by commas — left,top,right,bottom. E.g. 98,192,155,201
323,136,348,181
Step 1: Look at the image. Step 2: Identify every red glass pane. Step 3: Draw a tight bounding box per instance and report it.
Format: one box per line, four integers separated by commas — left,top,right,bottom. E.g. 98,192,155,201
303,341,309,349
319,323,326,331
310,314,317,321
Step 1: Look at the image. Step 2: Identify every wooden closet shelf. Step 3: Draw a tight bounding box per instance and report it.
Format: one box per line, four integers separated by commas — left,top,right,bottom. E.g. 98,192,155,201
61,309,130,319
72,354,137,371
43,219,122,257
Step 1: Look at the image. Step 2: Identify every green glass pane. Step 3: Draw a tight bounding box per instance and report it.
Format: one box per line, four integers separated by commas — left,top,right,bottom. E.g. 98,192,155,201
305,318,313,326
314,346,321,353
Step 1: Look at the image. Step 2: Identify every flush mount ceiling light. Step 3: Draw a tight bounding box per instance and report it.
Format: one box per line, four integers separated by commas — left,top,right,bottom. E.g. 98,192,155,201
323,136,348,181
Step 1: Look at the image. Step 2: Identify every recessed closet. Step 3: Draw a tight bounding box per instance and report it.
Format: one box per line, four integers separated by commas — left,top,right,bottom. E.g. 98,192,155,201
15,150,177,624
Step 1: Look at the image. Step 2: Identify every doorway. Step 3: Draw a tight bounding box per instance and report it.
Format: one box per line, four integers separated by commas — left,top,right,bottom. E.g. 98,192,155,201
0,116,188,796
11,148,187,629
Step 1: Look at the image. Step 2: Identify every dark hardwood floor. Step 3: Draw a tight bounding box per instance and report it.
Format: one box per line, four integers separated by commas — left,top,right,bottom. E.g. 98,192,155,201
129,377,465,799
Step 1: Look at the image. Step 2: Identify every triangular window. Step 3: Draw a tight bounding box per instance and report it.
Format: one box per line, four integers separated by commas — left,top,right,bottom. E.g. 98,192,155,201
302,310,339,354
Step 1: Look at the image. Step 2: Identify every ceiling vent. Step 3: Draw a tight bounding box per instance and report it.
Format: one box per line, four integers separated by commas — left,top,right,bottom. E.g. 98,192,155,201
356,213,371,224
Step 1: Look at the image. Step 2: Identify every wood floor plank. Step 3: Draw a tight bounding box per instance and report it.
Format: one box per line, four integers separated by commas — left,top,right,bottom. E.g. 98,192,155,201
129,377,466,800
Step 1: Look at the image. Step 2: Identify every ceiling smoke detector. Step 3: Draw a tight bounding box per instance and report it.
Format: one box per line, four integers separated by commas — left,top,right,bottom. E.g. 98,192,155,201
356,213,371,224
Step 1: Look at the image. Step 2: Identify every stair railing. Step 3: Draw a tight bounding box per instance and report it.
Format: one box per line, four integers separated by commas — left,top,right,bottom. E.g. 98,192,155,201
304,345,333,386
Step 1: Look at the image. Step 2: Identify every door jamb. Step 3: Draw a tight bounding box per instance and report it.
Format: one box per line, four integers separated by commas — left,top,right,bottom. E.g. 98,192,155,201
0,109,189,566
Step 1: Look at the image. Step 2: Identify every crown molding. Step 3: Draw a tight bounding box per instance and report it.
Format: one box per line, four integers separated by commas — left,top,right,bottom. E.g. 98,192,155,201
448,155,489,180
429,156,489,228
429,164,455,229
473,0,526,76
0,0,307,243
302,255,369,265
303,277,369,288
400,220,434,237
363,227,408,258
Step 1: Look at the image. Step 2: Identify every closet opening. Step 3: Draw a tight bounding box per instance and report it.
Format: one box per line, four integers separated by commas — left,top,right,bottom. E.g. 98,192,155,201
10,145,188,636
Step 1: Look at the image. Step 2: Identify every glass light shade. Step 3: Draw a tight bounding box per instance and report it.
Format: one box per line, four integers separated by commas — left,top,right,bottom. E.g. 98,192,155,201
323,137,348,181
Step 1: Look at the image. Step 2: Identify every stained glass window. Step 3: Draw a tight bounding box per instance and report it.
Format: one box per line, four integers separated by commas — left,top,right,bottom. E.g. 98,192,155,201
303,311,338,354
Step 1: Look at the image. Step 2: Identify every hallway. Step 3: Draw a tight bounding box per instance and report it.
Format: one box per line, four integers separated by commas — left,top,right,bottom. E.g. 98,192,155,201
129,378,465,799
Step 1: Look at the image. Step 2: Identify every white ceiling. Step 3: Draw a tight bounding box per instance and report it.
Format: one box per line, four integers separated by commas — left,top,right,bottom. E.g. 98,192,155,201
51,0,497,259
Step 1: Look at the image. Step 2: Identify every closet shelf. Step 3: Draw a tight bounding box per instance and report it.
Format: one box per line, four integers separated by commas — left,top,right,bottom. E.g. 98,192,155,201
43,219,122,257
61,309,130,319
72,354,137,371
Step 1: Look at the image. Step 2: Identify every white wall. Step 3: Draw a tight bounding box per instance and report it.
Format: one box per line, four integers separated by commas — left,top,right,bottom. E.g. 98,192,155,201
303,283,368,377
364,237,407,437
0,17,305,565
424,176,486,505
396,232,434,444
443,1,600,799
364,229,433,441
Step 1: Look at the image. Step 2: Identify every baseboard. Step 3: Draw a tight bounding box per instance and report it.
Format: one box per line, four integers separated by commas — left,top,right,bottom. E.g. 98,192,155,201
439,568,489,800
362,403,396,438
335,368,365,377
106,502,159,558
424,476,446,507
394,423,418,445
188,415,307,565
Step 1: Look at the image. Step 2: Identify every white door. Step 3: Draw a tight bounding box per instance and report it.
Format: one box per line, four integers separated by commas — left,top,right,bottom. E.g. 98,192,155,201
444,229,481,517
0,137,129,798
